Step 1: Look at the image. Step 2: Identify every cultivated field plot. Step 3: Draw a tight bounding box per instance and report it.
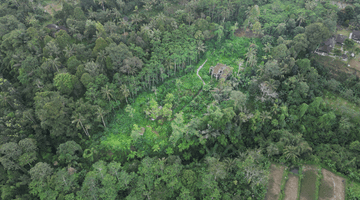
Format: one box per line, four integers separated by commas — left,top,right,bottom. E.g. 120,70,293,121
284,173,299,200
300,165,319,200
266,164,348,200
319,169,345,200
265,164,284,200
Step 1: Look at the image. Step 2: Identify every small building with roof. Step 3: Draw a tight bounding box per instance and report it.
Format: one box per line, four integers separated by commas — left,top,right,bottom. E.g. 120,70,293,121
352,30,360,41
209,63,233,80
336,34,347,45
317,37,335,53
341,54,348,60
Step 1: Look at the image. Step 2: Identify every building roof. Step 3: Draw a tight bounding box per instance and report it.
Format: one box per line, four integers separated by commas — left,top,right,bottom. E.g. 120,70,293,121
46,24,59,30
209,63,233,79
318,37,335,53
353,30,360,40
336,34,347,44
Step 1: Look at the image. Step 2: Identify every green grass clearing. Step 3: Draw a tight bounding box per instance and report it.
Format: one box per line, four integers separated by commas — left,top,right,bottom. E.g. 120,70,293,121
100,37,263,160
324,91,360,124
337,29,352,37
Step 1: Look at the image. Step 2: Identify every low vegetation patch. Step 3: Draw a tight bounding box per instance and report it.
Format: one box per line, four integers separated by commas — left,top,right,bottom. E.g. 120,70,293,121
300,165,318,200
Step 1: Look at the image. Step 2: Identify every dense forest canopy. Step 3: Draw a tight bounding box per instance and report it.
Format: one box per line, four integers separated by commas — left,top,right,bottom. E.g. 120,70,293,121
2,0,360,199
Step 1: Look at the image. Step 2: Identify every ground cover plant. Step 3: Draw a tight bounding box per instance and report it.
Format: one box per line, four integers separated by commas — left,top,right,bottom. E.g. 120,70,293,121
300,166,318,200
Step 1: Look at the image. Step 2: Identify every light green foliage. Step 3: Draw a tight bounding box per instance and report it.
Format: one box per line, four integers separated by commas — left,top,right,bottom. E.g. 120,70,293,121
92,37,108,57
130,124,143,141
80,73,93,88
145,98,161,120
54,73,76,95
125,105,135,118
170,112,185,146
161,103,173,120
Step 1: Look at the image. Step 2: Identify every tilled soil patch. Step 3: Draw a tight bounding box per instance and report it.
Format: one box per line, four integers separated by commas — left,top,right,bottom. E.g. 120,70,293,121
319,169,345,200
265,164,284,200
284,173,299,200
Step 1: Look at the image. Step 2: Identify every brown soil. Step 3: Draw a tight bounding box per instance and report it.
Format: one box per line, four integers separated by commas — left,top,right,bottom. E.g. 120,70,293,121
44,3,62,15
348,57,360,72
284,174,299,200
319,169,345,200
235,28,256,38
265,164,285,200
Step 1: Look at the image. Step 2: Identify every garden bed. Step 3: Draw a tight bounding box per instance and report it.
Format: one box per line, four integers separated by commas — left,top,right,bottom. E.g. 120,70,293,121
319,169,345,200
300,165,319,200
265,164,285,200
284,173,299,200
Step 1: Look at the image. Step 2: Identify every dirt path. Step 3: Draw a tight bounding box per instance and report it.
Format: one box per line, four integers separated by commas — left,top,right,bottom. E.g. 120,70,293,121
284,174,299,200
265,164,285,200
197,59,207,85
319,169,345,200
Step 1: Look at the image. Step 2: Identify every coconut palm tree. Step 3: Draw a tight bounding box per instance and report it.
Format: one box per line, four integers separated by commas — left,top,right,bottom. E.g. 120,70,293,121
297,12,306,27
120,84,130,104
71,113,89,137
263,43,272,53
95,107,107,128
63,45,74,58
46,57,61,72
101,84,114,102
283,145,300,162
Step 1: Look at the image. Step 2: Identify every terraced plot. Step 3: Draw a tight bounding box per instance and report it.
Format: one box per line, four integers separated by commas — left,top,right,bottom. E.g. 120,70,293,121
319,169,345,200
284,173,299,200
265,164,347,200
265,164,284,200
300,165,319,200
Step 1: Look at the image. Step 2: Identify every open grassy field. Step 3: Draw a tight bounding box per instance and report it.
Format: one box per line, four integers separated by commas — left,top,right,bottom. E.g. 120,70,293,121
337,29,352,37
324,91,360,124
265,164,285,200
312,54,360,80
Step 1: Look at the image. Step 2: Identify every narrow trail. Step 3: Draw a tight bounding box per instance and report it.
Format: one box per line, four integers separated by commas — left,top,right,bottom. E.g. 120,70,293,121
197,59,208,85
171,59,209,120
